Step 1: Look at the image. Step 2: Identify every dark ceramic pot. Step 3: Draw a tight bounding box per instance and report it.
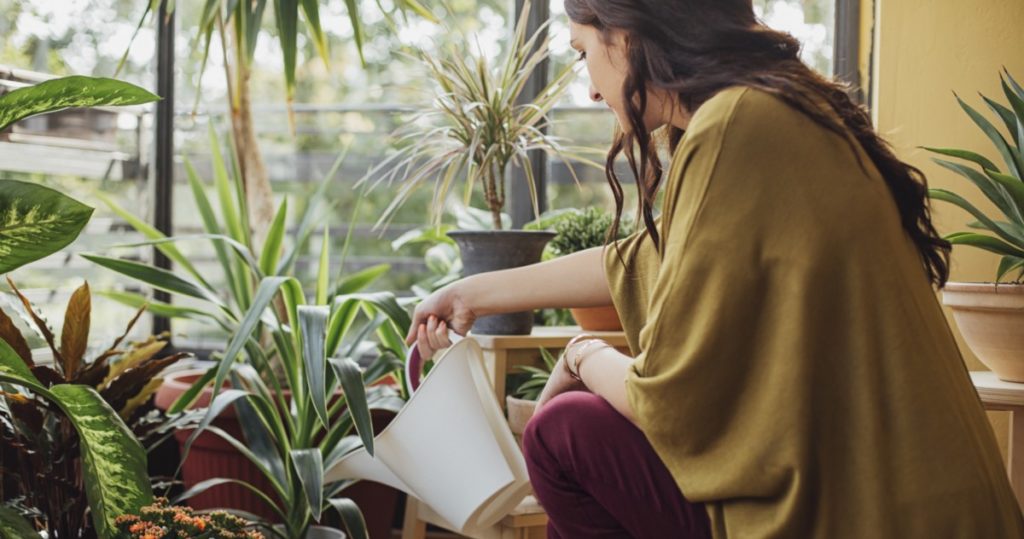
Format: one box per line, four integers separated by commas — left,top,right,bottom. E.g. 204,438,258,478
447,230,556,335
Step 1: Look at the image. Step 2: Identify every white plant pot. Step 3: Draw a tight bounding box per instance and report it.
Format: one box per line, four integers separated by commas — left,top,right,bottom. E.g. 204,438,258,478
942,282,1024,382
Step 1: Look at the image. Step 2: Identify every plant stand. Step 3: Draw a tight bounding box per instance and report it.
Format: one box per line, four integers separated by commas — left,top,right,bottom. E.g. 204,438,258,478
970,371,1024,512
400,326,628,539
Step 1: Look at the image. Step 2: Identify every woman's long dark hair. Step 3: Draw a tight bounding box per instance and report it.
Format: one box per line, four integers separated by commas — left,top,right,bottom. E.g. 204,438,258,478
566,0,951,287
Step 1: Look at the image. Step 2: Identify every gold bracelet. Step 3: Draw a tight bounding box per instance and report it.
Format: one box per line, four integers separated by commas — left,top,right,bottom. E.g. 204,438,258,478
569,339,608,379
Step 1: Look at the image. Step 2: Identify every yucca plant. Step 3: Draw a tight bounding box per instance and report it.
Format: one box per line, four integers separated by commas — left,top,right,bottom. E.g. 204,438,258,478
360,1,595,231
927,69,1024,282
0,278,190,537
0,75,158,274
121,0,436,251
85,129,413,538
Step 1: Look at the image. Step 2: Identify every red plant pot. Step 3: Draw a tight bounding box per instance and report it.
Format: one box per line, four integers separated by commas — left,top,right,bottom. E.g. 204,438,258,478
155,370,401,535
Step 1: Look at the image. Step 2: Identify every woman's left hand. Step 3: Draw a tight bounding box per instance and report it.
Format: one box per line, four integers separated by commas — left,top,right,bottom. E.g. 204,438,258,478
535,353,587,413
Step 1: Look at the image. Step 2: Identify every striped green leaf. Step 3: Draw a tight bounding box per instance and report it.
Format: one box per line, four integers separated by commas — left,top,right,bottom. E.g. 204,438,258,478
0,180,93,274
329,498,368,539
0,340,152,538
0,76,158,132
290,449,324,521
299,305,330,429
328,357,374,456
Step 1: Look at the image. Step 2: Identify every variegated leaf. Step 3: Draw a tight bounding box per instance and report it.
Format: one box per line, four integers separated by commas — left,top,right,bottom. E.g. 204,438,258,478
0,75,159,131
0,180,94,275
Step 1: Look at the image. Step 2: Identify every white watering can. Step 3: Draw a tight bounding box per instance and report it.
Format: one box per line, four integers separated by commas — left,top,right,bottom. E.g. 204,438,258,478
324,333,532,537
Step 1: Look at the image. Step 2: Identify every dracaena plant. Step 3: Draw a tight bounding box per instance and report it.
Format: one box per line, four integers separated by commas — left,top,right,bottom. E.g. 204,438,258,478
159,240,410,539
0,279,190,538
927,69,1024,282
0,75,158,275
360,1,596,231
84,129,413,537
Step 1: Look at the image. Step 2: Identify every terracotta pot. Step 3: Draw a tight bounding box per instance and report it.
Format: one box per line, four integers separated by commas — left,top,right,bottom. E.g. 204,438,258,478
154,370,400,536
505,395,537,450
942,282,1024,382
569,305,622,332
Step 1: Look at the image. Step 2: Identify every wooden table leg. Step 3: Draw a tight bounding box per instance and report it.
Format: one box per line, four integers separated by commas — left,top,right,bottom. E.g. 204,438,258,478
481,348,509,403
1009,409,1024,511
401,497,427,539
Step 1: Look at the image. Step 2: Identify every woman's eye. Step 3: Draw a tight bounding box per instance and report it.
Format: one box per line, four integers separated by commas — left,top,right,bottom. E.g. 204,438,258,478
576,50,587,62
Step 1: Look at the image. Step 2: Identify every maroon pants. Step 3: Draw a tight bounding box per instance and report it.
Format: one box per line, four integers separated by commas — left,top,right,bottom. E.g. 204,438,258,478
522,391,712,539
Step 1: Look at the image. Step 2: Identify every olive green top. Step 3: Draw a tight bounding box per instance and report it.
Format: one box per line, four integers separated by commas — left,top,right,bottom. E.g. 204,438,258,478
604,86,1024,538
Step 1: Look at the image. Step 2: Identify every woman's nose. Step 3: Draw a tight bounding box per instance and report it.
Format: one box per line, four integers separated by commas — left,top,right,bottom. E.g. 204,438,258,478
589,83,603,103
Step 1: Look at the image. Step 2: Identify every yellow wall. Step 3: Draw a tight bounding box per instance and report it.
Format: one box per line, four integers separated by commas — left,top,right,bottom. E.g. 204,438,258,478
872,0,1024,459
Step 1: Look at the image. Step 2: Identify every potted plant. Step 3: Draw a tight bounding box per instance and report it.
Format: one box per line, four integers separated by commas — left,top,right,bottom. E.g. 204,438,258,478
534,207,634,331
0,74,163,536
115,498,265,538
87,153,414,538
927,69,1024,382
505,348,560,449
86,126,405,537
360,2,595,335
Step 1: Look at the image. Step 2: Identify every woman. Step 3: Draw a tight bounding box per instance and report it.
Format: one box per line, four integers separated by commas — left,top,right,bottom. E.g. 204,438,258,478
405,1,1024,537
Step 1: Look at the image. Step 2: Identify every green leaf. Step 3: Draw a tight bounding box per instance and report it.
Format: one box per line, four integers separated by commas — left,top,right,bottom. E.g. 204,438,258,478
300,305,330,429
956,93,1024,178
0,506,40,538
2,341,153,537
274,0,300,103
213,277,302,399
98,193,208,286
260,198,289,276
174,477,285,522
317,226,331,305
930,188,1024,248
290,449,325,521
183,156,244,306
328,498,368,539
167,366,216,414
300,0,330,67
332,264,390,296
0,76,158,132
343,0,366,66
50,384,153,537
945,232,1024,258
932,159,1020,224
97,290,223,325
982,94,1021,147
329,357,374,456
997,256,1024,282
0,180,94,274
81,254,226,309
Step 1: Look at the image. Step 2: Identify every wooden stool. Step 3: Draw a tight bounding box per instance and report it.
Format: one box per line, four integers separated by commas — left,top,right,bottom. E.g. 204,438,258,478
400,495,548,539
970,371,1024,510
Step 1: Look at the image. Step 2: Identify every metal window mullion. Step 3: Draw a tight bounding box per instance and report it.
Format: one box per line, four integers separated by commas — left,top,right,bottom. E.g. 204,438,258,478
153,0,175,336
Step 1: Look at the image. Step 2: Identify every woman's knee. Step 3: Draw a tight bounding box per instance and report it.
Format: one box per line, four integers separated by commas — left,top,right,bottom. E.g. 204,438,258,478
522,391,620,460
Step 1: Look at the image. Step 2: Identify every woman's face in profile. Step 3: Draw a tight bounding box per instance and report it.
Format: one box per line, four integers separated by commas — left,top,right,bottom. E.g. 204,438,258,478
568,21,686,133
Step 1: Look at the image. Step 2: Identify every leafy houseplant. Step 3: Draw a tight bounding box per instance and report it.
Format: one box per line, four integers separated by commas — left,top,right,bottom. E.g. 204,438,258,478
528,207,633,330
506,348,558,449
86,133,413,537
927,69,1024,382
0,279,191,537
364,2,591,335
0,74,163,536
115,497,265,539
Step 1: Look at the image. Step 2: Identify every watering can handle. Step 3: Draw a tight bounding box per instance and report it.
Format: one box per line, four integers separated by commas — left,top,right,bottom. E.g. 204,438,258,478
405,329,464,394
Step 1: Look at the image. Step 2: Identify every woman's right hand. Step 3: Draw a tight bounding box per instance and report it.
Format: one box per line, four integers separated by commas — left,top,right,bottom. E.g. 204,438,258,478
405,281,478,359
